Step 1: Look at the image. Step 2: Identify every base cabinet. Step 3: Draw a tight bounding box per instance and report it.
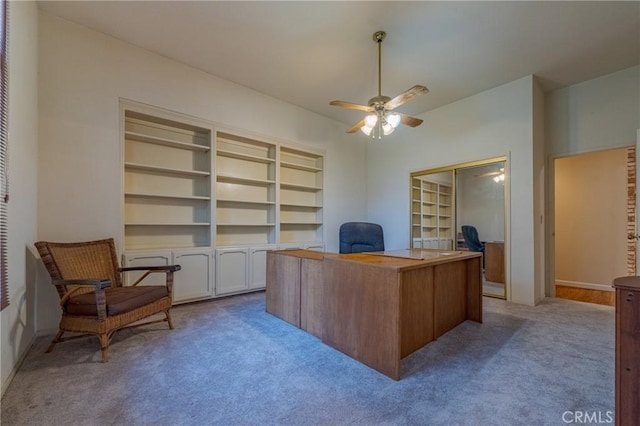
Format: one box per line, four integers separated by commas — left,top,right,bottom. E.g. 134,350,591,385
215,246,276,296
612,277,640,426
123,248,213,304
249,247,271,290
172,250,213,302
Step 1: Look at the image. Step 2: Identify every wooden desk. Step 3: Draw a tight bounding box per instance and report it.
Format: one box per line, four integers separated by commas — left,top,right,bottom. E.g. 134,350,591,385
266,249,483,380
484,241,505,283
266,249,328,339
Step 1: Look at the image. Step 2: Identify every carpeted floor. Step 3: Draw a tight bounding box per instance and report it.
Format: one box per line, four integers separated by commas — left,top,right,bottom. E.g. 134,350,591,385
1,292,615,425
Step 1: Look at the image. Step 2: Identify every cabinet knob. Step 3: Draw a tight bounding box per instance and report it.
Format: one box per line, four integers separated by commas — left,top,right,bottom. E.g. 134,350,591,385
627,292,635,302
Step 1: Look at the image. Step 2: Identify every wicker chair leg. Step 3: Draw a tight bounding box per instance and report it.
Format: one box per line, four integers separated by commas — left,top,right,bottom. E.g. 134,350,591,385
99,334,109,363
165,310,174,329
45,330,64,353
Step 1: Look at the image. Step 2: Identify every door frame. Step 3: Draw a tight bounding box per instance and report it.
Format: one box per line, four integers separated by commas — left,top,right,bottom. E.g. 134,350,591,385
548,145,635,298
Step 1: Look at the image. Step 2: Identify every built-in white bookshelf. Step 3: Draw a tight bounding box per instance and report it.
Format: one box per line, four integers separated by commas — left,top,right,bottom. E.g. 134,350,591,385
215,132,277,246
123,110,213,250
411,177,453,249
279,146,323,245
122,104,215,304
121,103,325,301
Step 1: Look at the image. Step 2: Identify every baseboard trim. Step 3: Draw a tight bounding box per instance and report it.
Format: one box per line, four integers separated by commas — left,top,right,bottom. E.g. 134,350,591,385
1,333,37,398
555,280,614,293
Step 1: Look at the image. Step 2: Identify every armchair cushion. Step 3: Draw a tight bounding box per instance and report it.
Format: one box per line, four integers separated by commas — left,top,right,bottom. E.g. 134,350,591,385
66,286,169,317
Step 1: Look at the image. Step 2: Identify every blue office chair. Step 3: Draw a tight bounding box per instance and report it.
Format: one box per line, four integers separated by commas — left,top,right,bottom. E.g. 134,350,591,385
461,225,485,265
339,222,385,254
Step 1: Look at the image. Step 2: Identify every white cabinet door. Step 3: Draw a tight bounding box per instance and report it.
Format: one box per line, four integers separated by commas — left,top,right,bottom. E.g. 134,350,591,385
173,249,213,303
123,249,213,304
215,247,249,296
249,246,276,290
122,251,172,286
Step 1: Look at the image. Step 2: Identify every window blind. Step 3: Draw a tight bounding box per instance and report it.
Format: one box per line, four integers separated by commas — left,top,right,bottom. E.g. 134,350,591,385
1,0,9,311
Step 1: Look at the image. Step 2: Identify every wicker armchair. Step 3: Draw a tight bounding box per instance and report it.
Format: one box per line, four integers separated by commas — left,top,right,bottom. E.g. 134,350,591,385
35,238,181,362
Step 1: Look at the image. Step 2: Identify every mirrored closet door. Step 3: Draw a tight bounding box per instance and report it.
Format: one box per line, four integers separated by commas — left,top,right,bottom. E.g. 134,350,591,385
411,157,507,299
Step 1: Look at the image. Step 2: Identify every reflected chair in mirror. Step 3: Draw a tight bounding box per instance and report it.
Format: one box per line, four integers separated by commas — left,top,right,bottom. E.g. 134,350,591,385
461,225,485,266
35,238,181,362
339,222,385,254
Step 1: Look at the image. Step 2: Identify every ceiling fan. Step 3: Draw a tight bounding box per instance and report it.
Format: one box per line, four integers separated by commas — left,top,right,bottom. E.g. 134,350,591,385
330,30,428,138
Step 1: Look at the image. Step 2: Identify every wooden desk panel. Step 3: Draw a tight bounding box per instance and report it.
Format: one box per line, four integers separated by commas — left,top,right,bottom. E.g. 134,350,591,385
323,258,401,379
467,256,483,321
485,241,505,283
300,257,325,338
266,252,301,327
434,261,468,338
400,266,434,358
266,250,326,338
322,250,482,380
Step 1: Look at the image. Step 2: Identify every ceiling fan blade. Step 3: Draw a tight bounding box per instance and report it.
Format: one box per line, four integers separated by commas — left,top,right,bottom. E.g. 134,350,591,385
329,100,373,112
385,85,429,110
399,114,423,128
346,118,366,133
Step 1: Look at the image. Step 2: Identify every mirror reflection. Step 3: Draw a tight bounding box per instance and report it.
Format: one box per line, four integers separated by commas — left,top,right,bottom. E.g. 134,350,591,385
411,159,506,299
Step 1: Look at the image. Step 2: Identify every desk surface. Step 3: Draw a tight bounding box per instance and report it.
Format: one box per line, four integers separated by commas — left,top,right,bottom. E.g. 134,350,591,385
272,248,481,272
335,249,481,271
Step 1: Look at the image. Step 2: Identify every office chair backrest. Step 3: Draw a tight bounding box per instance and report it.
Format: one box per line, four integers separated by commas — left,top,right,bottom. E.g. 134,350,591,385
461,225,484,252
339,222,385,254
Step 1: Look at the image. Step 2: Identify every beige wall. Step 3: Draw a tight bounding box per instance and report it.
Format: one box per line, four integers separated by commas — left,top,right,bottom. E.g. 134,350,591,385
554,148,628,289
36,13,368,331
367,76,540,305
546,65,639,295
1,1,39,394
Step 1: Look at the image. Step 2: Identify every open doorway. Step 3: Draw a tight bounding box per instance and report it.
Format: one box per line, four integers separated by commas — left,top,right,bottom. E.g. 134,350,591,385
553,147,634,306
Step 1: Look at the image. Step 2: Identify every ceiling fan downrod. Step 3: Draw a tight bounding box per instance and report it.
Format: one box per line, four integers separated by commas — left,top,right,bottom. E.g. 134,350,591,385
373,30,386,98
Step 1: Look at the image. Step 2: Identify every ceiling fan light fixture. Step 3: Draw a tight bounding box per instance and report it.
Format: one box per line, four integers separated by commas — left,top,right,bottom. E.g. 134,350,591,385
364,114,378,128
382,120,394,136
361,125,374,136
386,113,401,128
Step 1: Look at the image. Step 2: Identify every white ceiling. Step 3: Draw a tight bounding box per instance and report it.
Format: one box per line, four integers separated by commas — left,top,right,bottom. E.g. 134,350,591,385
37,1,640,127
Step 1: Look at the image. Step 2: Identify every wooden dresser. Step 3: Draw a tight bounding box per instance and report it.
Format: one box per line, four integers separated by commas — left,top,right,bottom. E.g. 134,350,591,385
612,276,640,426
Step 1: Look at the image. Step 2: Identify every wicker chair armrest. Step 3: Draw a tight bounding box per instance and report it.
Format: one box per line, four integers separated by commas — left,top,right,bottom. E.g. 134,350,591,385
52,278,112,289
119,265,180,291
53,279,110,319
119,265,181,273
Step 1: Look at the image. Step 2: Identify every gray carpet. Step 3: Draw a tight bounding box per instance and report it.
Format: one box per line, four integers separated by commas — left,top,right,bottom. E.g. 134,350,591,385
1,292,614,426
